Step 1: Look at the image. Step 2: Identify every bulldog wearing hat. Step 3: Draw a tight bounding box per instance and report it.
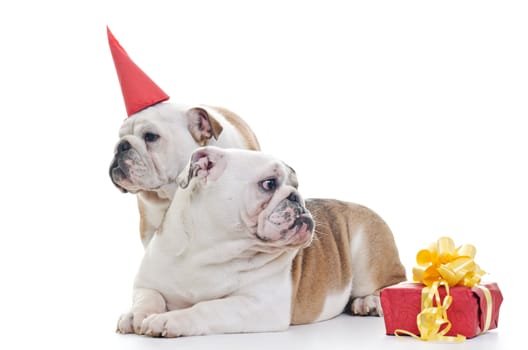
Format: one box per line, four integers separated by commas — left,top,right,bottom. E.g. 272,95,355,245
108,27,406,336
107,27,260,245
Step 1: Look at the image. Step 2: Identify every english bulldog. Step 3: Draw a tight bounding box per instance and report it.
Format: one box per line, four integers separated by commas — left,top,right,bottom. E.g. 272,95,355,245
116,147,406,337
109,102,260,246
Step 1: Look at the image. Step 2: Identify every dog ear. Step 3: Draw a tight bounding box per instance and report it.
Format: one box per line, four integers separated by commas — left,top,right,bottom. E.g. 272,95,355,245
187,107,224,146
178,146,227,189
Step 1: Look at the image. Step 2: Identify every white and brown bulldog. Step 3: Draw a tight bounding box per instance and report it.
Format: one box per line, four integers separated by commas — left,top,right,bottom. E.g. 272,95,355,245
116,147,405,337
109,102,260,246
114,147,405,337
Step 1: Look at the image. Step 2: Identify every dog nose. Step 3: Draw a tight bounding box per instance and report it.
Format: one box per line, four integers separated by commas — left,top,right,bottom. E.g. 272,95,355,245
288,192,306,214
288,192,300,204
117,140,131,153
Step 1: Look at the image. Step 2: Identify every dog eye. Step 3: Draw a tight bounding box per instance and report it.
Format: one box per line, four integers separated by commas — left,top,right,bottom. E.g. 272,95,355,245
260,178,277,192
143,132,160,142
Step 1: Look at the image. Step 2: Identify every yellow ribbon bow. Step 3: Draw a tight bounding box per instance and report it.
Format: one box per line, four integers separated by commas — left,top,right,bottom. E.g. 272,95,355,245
395,236,487,342
413,236,485,288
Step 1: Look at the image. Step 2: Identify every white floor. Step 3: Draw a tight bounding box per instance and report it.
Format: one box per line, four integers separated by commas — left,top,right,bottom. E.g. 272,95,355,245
2,282,517,350
102,314,515,350
42,312,517,350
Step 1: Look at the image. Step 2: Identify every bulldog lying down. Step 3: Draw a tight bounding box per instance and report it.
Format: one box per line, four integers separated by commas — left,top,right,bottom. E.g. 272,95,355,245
116,146,406,337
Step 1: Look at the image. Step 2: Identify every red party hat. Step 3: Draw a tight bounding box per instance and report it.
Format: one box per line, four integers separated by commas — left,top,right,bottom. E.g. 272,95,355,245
107,26,169,117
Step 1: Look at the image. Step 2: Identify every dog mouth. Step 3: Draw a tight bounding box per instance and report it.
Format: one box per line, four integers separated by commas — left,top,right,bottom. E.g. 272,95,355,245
256,198,314,247
256,214,314,247
284,214,314,246
289,215,314,233
109,156,129,193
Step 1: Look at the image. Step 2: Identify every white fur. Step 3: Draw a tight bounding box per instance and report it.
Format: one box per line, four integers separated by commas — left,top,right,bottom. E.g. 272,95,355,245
348,226,383,315
349,225,376,297
316,285,353,322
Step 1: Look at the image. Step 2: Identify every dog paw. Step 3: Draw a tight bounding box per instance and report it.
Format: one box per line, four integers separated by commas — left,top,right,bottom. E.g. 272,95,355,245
141,313,195,337
116,311,149,334
140,313,173,337
350,295,383,316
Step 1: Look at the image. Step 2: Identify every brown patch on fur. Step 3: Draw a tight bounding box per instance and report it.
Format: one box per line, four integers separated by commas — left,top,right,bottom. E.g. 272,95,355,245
207,106,261,151
290,199,406,324
208,116,223,141
138,191,170,241
290,200,353,324
138,196,147,241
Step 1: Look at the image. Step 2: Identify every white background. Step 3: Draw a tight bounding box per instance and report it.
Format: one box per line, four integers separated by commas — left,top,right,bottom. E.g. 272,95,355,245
0,1,526,349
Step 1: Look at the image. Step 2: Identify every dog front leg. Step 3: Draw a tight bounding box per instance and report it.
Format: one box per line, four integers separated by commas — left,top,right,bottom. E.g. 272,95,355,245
117,288,167,334
140,295,289,337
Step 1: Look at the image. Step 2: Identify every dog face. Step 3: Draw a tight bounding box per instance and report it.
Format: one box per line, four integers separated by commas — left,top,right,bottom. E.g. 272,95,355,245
178,147,314,250
109,103,223,196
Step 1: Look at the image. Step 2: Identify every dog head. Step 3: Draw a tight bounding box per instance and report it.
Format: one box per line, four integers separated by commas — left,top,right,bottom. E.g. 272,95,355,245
178,146,314,250
109,103,223,199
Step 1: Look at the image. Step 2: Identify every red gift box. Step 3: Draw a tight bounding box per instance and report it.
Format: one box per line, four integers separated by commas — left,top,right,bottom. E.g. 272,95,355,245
380,282,503,339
